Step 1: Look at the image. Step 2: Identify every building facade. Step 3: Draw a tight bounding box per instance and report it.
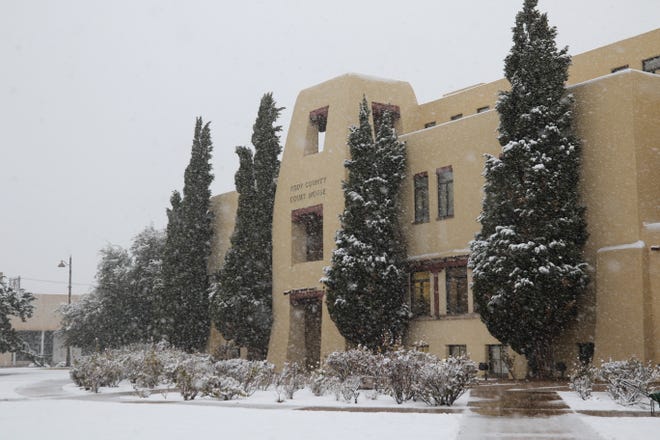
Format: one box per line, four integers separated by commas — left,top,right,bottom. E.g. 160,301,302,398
0,293,82,367
209,29,660,376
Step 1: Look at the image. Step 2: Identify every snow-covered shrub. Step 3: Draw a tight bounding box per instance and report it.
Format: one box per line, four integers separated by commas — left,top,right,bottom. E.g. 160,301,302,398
70,351,124,393
415,356,477,406
274,362,305,402
214,359,275,395
308,368,332,397
385,349,436,404
122,345,165,397
569,361,597,400
200,376,246,400
170,354,214,401
337,376,362,403
599,358,660,405
323,346,378,382
212,342,241,361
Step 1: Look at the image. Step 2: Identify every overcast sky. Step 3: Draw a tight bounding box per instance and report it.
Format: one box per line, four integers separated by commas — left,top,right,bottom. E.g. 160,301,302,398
1,0,658,295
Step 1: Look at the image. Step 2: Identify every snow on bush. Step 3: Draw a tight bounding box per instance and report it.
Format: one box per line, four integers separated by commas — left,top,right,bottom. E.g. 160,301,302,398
414,355,477,406
70,351,124,393
274,362,305,402
599,358,660,406
569,361,597,400
384,349,436,404
213,359,275,395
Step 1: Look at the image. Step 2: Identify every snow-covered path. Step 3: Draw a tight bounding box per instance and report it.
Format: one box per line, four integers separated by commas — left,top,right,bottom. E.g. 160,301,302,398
1,368,658,440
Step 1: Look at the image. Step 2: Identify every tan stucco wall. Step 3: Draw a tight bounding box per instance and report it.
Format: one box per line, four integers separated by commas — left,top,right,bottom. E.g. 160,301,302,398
208,30,660,371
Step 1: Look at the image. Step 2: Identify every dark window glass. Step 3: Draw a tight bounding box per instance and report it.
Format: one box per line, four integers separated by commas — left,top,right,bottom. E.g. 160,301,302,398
437,166,454,219
411,272,431,317
643,55,660,73
448,344,467,357
450,113,463,121
446,266,468,314
414,173,429,223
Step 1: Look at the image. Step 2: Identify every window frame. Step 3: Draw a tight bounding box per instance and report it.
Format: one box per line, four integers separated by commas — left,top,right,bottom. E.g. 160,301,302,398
413,172,430,224
447,344,467,358
446,265,468,315
436,166,454,220
410,271,431,318
291,205,324,263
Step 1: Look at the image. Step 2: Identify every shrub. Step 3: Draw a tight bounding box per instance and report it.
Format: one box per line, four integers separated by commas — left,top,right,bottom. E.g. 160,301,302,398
569,361,597,400
323,347,377,382
415,356,477,406
599,358,660,405
70,351,124,393
170,354,214,401
385,349,436,404
200,376,246,400
274,362,305,402
214,359,275,395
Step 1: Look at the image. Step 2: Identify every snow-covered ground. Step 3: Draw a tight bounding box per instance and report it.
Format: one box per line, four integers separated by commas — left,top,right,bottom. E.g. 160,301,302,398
1,368,659,440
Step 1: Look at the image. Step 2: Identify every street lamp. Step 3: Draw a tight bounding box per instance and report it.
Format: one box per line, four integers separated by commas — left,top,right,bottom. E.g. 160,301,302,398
58,256,72,367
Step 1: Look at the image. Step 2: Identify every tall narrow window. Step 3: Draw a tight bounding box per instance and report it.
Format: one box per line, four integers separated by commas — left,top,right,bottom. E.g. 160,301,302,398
414,172,429,223
306,106,329,155
410,272,431,317
446,265,468,314
292,205,323,263
487,345,509,378
437,166,454,219
371,102,401,133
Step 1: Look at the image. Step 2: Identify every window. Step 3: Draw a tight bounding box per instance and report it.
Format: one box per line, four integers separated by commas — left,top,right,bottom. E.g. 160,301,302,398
450,113,463,121
448,344,467,357
446,265,468,314
437,166,454,219
371,102,401,133
643,55,660,74
577,342,595,365
611,64,629,73
292,205,323,262
487,344,509,378
410,272,431,317
424,121,436,128
306,106,328,155
413,172,429,223
477,106,490,113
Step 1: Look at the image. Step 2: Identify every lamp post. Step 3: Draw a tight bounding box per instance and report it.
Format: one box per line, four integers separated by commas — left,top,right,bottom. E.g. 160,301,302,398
58,256,72,367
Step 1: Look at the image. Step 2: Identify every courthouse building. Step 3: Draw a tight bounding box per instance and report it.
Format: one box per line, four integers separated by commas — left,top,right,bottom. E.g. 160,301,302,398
209,29,660,376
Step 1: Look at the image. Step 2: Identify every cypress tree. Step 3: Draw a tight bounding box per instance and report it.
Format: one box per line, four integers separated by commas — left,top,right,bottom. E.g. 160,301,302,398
161,118,214,352
323,97,409,351
211,93,283,359
469,0,589,377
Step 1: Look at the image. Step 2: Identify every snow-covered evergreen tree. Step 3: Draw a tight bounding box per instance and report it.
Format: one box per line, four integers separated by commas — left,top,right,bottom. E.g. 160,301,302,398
61,227,166,351
469,0,589,377
211,94,282,360
0,276,34,354
323,97,409,351
161,118,214,352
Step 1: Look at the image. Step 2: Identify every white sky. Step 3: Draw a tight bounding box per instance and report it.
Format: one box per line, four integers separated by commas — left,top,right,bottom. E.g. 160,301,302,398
1,0,658,295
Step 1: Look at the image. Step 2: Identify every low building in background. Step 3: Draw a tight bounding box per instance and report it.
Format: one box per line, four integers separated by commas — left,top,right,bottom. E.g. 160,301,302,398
209,29,660,376
0,293,82,367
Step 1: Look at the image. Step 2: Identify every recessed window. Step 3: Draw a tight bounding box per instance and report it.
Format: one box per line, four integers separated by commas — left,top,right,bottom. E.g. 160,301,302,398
477,106,490,113
487,344,509,378
450,113,463,121
446,265,468,315
372,102,401,133
306,106,328,155
643,55,660,74
437,166,454,219
424,121,436,128
611,64,629,73
410,272,431,317
413,172,429,223
448,344,467,357
292,205,323,263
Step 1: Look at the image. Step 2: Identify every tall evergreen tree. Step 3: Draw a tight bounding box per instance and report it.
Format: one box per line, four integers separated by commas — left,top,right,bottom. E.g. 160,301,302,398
211,93,283,359
161,118,214,352
469,0,589,377
323,97,409,351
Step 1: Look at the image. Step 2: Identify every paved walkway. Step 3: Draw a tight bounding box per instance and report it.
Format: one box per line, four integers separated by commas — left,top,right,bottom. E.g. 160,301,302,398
457,383,604,440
